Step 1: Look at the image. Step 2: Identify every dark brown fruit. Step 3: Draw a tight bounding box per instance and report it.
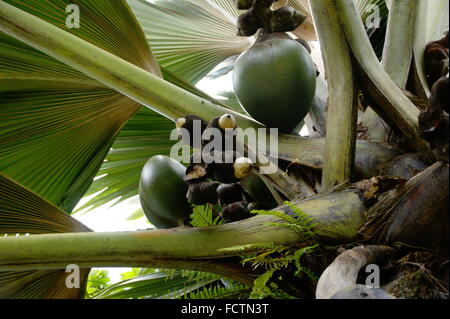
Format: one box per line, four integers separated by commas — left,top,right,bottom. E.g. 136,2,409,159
202,114,237,151
269,7,306,33
430,76,449,113
175,115,208,148
210,152,253,183
186,181,221,205
236,9,263,37
184,163,210,183
235,0,254,10
240,173,278,209
220,201,251,222
217,183,245,206
425,32,449,87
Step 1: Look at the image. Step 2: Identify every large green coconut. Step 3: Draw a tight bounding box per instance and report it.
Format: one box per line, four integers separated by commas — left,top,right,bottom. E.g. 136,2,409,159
139,155,192,229
233,33,316,133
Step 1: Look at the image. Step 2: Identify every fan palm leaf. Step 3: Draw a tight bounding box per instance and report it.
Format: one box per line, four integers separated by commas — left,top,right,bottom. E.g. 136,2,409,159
0,174,91,298
0,0,160,212
0,0,235,213
128,0,252,83
90,271,216,299
0,0,160,299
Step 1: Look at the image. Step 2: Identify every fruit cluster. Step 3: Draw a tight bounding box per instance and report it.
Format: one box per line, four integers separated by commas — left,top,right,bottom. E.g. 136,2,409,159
235,0,306,37
425,32,449,88
176,113,257,222
419,31,449,163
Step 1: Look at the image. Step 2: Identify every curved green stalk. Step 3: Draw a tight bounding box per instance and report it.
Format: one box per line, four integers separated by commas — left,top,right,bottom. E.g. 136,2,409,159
335,0,435,162
0,1,256,128
382,0,416,88
310,0,357,191
361,0,417,142
0,190,366,271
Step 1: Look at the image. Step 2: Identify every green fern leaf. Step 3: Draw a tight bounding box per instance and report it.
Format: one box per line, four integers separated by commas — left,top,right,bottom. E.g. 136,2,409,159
189,204,225,227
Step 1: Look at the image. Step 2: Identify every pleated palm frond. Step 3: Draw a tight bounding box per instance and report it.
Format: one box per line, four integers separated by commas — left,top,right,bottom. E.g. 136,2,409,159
0,0,230,214
0,174,91,298
77,0,252,213
128,0,253,83
0,0,160,212
74,107,174,212
89,269,249,299
279,0,316,40
211,0,241,18
354,0,389,59
90,271,212,299
0,0,162,299
214,90,246,114
0,0,394,300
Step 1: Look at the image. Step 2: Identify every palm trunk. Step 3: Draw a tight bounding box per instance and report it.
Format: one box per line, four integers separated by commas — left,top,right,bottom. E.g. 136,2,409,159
310,0,357,191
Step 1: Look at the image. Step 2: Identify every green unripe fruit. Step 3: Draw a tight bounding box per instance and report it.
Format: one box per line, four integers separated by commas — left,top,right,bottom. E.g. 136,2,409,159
233,33,316,133
139,155,192,229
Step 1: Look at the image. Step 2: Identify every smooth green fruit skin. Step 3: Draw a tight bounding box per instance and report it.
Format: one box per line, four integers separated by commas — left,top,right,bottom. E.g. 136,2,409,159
233,37,316,133
139,155,191,229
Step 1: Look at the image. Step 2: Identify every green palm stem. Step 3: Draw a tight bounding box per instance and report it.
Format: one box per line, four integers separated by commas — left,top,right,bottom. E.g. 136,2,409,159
382,0,417,87
0,189,366,272
361,0,417,142
0,1,252,127
310,0,358,192
335,0,435,163
2,162,446,281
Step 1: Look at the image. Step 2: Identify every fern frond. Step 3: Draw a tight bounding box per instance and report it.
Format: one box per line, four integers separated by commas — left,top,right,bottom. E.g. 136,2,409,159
184,282,250,299
189,204,225,227
180,270,222,282
249,268,277,299
218,242,281,254
158,269,222,283
285,202,316,227
252,202,317,240
236,202,320,298
292,244,319,281
251,209,298,224
162,278,219,299
264,222,316,239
